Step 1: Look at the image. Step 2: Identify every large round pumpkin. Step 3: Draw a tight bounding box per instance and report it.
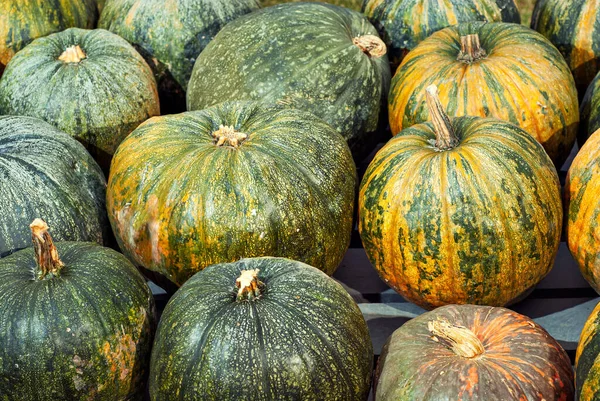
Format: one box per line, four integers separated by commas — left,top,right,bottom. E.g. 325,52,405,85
388,22,579,168
99,0,260,113
576,300,600,401
186,2,391,160
149,257,373,401
0,219,155,400
359,86,562,309
107,102,357,287
0,115,109,258
261,0,362,11
375,304,574,400
580,71,600,146
0,28,160,171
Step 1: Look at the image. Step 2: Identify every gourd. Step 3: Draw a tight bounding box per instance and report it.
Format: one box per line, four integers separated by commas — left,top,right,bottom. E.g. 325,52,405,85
580,71,600,146
576,300,600,401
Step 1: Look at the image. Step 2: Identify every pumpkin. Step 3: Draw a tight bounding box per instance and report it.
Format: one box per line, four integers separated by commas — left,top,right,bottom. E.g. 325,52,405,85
359,85,562,309
96,0,105,11
576,300,600,401
99,0,260,114
362,0,521,70
0,28,159,172
531,0,600,95
261,0,362,11
107,101,357,288
0,0,97,76
388,22,579,168
580,71,600,146
375,304,574,400
149,257,372,400
0,219,155,400
0,115,109,258
186,2,391,161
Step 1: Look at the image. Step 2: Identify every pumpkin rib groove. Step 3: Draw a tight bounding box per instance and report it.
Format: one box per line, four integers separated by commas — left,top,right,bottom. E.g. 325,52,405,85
250,296,272,397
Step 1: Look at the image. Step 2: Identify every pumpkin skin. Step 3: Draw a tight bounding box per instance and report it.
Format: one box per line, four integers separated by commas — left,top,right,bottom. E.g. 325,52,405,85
580,72,600,146
99,0,260,114
0,116,109,258
375,304,574,400
576,301,600,401
388,22,579,168
0,28,159,171
107,102,357,287
0,221,156,401
186,3,391,161
0,0,97,76
149,257,373,401
261,0,363,11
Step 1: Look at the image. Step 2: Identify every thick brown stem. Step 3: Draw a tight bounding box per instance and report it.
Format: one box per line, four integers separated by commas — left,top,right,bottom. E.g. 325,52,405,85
457,34,487,64
353,35,387,58
30,219,64,280
58,45,87,63
425,85,458,150
212,125,247,148
236,269,264,301
428,319,485,359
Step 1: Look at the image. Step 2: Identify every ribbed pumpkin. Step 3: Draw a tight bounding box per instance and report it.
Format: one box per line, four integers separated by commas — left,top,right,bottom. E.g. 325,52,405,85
388,22,579,168
99,0,260,113
532,0,600,94
375,304,574,400
261,0,362,11
580,72,600,146
0,116,109,258
576,301,600,401
0,28,159,171
359,86,562,309
107,102,357,288
149,257,373,401
0,0,97,76
186,2,391,160
0,219,155,401
362,0,520,69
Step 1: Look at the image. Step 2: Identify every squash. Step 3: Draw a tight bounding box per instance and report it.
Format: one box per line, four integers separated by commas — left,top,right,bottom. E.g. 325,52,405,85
0,28,159,172
375,304,574,400
0,0,97,76
359,85,562,309
149,257,372,400
580,71,600,146
0,115,109,258
362,0,521,70
186,2,391,161
0,219,155,400
261,0,362,11
576,300,600,401
106,101,357,288
388,22,579,168
99,0,260,114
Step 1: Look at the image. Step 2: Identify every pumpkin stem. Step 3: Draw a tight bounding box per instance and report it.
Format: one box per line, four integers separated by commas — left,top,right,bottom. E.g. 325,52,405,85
428,319,485,359
212,125,248,148
30,219,65,280
58,45,87,64
457,34,487,64
353,35,387,58
425,85,458,150
236,269,264,301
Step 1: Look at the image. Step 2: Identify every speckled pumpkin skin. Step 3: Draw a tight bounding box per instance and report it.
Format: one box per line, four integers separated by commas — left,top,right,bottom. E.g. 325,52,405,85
149,257,372,401
388,22,579,168
186,3,391,160
0,241,156,400
576,301,600,401
261,0,363,11
0,116,109,258
107,102,357,287
0,0,97,76
359,116,562,309
375,305,574,400
580,72,600,146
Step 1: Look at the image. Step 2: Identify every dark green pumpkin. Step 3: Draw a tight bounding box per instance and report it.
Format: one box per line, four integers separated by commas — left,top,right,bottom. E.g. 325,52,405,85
261,0,363,11
99,0,260,113
0,220,156,400
186,3,391,161
149,257,373,400
0,115,109,258
580,71,600,146
0,28,160,171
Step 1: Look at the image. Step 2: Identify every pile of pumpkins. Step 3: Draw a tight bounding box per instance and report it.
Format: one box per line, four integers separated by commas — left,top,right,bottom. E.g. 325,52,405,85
1,0,600,400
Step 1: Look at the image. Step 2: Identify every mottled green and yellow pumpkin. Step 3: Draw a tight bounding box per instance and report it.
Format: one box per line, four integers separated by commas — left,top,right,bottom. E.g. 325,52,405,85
261,0,362,11
149,257,372,400
359,86,562,309
375,304,574,400
388,22,579,168
107,102,357,288
0,219,155,400
576,301,600,401
580,71,600,146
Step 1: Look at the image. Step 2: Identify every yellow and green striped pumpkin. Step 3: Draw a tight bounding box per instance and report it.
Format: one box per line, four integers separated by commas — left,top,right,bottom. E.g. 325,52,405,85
581,71,600,146
576,301,600,401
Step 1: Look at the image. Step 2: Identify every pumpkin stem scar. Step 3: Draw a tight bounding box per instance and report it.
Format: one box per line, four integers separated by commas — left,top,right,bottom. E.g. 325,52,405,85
353,35,387,58
236,269,264,301
457,34,487,64
58,45,87,64
212,125,248,148
428,319,485,359
30,218,65,280
425,85,458,150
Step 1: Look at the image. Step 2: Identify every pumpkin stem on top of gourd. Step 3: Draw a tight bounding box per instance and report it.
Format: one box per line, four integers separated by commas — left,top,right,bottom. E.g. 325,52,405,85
30,218,65,280
457,34,487,64
425,85,458,150
236,269,264,301
353,35,387,58
428,319,485,359
212,125,248,148
58,45,87,64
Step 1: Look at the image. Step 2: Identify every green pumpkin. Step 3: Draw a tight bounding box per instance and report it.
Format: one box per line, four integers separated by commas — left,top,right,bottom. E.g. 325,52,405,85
107,101,357,287
0,115,109,258
0,219,156,401
99,0,260,114
261,0,363,11
186,2,391,161
149,257,373,400
0,28,160,171
580,71,600,146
